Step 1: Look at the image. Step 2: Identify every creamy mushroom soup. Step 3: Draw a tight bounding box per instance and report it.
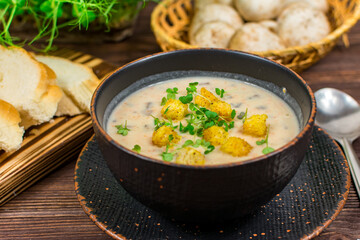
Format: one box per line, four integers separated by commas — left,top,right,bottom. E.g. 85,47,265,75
106,76,300,165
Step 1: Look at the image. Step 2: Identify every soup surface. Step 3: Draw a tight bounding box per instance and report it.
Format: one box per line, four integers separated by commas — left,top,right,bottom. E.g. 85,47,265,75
107,76,299,165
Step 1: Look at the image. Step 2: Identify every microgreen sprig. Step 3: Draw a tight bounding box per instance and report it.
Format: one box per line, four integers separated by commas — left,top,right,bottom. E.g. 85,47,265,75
215,88,225,98
178,82,198,104
166,87,178,99
256,125,275,154
132,144,141,153
152,115,178,130
115,120,130,136
180,139,215,155
161,135,174,161
161,87,179,105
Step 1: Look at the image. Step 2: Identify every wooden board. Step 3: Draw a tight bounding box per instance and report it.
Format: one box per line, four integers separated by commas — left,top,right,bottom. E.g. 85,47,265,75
0,49,117,206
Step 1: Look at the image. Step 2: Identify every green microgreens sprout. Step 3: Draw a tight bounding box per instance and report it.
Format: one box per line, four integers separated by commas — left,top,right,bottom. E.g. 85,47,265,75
186,82,198,94
151,115,177,130
160,97,167,106
237,108,248,123
179,94,193,104
215,88,225,98
231,109,236,119
178,82,198,104
166,87,178,99
161,135,175,161
161,87,178,106
179,139,215,155
115,120,130,136
132,144,141,153
256,125,275,154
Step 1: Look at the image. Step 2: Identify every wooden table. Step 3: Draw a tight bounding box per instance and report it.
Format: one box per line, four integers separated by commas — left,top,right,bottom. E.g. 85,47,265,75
1,3,359,239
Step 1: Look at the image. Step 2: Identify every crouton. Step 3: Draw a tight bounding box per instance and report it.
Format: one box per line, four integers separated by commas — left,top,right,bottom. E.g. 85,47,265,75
195,88,218,108
203,126,229,146
220,137,252,157
210,100,233,120
195,87,233,120
243,114,268,137
175,147,205,165
152,126,181,147
161,99,188,120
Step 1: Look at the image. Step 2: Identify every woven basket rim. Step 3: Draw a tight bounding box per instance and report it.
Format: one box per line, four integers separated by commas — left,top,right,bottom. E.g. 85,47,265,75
151,0,360,56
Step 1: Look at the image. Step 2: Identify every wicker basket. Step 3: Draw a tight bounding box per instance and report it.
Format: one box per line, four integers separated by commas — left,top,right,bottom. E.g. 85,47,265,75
151,0,360,72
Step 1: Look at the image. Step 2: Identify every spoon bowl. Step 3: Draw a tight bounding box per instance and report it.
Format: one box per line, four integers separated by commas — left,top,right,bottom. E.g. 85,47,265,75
315,88,360,140
315,88,360,198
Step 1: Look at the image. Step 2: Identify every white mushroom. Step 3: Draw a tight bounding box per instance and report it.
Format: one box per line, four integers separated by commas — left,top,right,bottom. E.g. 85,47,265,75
190,21,236,48
282,0,329,13
189,3,243,40
259,20,279,33
194,0,234,11
234,0,285,22
229,23,286,52
278,3,331,47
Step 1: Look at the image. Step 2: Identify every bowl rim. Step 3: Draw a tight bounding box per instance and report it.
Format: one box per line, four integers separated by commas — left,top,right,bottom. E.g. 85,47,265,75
91,48,316,169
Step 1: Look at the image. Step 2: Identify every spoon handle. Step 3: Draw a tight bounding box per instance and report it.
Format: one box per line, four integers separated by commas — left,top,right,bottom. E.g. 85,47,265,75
339,138,360,199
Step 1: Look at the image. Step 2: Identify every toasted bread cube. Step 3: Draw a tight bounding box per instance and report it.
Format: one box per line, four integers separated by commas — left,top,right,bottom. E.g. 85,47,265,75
220,137,252,157
243,114,268,137
195,88,232,120
161,99,188,120
152,126,181,147
175,147,205,165
203,126,229,146
195,87,218,108
210,100,233,120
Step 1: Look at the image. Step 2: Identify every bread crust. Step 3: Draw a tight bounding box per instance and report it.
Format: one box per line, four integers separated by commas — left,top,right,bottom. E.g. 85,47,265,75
35,55,100,113
0,99,24,152
0,99,21,126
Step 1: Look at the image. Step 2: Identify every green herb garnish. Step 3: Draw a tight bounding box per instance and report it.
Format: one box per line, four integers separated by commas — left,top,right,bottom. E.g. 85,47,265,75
179,138,215,155
152,115,177,130
215,88,225,98
132,144,141,153
256,126,275,154
231,109,236,119
166,87,178,100
161,135,174,161
186,82,198,94
160,97,167,106
178,82,198,104
115,121,130,136
179,94,193,104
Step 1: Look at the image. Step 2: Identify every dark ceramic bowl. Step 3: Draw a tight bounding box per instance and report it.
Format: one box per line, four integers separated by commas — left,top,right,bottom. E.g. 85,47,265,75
91,49,316,223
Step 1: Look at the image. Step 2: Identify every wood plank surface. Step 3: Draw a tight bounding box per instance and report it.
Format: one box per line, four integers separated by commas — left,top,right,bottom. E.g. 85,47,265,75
0,3,359,240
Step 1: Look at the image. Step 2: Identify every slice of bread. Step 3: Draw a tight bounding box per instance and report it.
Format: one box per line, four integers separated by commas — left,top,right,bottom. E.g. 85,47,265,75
41,62,82,116
35,55,100,115
0,46,63,129
0,99,24,152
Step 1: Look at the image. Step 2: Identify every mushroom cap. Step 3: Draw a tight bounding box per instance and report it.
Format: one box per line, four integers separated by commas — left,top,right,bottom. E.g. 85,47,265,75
189,3,243,40
190,21,236,48
234,0,285,22
229,23,286,52
282,0,329,12
278,3,331,47
194,0,234,11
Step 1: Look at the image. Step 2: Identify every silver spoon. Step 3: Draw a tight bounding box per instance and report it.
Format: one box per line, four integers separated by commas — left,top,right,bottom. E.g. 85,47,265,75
315,88,360,198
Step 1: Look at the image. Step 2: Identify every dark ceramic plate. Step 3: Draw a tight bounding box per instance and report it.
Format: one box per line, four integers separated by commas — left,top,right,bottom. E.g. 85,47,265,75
75,126,350,240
